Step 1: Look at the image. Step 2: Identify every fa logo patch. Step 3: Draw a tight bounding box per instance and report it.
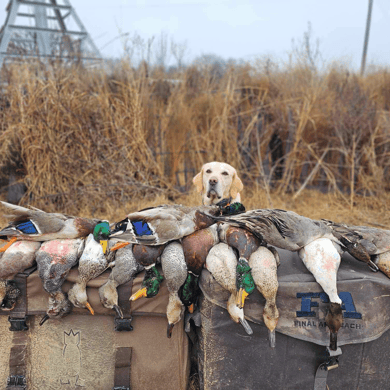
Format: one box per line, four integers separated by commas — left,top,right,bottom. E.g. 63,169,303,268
296,292,362,319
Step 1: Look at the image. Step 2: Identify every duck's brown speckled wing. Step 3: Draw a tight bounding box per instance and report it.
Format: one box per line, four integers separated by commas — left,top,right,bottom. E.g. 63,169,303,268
322,220,380,254
215,209,333,251
349,225,390,255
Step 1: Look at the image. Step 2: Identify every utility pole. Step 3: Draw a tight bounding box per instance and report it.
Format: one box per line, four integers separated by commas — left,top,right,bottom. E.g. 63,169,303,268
360,0,374,75
0,0,101,69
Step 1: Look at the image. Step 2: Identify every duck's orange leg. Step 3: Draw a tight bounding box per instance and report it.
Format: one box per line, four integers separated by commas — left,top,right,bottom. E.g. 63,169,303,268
110,242,131,252
0,237,17,253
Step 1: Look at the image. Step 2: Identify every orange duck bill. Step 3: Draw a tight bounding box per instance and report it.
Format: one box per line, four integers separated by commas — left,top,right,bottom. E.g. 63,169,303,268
85,302,95,315
130,288,147,301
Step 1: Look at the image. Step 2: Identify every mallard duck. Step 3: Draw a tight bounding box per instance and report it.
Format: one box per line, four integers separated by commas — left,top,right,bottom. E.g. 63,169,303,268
248,246,279,347
160,241,188,338
109,204,223,245
128,244,166,301
181,224,220,312
0,201,98,242
98,242,144,317
114,201,243,303
206,242,253,335
218,223,261,309
0,240,41,310
208,209,344,351
36,238,85,324
68,221,113,315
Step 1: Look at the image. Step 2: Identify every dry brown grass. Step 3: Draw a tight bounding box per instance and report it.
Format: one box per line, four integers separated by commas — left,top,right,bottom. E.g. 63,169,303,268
0,60,389,228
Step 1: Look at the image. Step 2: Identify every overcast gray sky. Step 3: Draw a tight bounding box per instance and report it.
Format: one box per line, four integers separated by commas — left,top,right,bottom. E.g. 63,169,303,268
1,0,389,69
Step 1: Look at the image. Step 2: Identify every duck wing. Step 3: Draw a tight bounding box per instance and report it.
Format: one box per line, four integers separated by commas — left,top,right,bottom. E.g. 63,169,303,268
110,205,218,245
322,219,378,253
211,209,333,251
348,225,390,255
1,202,98,240
321,219,380,270
0,202,66,236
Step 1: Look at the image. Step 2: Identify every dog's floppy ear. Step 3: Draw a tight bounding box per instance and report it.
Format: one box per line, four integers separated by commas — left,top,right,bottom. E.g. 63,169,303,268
230,172,243,200
193,169,204,193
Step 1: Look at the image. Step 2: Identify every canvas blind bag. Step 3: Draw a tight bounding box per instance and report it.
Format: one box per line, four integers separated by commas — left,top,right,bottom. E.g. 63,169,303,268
197,249,390,390
0,266,190,390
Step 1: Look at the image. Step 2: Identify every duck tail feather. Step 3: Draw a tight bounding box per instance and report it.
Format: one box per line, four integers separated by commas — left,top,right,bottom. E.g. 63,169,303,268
1,201,32,215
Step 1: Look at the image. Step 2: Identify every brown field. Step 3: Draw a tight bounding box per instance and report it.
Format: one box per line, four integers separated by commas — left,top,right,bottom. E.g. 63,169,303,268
0,60,389,228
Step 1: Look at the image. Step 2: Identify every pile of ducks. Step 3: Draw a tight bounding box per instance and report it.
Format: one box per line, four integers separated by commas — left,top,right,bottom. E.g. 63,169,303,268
0,199,389,352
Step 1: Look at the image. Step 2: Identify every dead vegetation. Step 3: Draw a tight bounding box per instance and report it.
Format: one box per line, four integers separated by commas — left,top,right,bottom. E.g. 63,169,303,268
0,60,389,227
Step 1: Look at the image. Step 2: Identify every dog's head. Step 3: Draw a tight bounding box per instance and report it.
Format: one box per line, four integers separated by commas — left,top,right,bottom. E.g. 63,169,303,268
193,162,243,205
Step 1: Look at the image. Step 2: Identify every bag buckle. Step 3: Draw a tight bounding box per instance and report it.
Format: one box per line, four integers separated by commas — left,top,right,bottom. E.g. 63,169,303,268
7,375,26,389
114,317,133,332
8,316,28,331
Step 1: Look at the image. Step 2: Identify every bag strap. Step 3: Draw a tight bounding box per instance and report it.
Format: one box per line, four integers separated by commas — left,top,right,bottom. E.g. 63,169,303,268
114,280,134,331
6,326,28,389
314,347,342,390
113,347,132,390
6,268,37,389
8,267,36,331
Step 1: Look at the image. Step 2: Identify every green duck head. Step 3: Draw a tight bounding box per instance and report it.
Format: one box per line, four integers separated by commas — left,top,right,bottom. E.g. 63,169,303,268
93,221,110,254
130,266,164,301
236,257,255,308
221,202,246,215
179,273,200,313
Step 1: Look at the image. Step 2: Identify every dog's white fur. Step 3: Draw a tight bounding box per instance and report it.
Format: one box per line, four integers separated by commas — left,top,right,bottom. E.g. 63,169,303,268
192,162,243,206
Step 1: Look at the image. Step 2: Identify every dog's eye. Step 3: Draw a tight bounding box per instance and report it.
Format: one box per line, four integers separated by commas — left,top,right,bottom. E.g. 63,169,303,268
222,171,229,176
206,169,212,174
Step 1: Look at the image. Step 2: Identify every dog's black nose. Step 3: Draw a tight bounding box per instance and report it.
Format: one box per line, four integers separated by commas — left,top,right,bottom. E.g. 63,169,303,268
209,178,218,185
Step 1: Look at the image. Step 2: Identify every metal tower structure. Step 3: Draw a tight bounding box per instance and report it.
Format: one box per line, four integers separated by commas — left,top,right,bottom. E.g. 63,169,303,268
0,0,101,69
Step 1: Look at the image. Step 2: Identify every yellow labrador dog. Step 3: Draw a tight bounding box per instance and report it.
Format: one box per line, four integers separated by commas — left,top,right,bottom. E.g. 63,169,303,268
193,162,243,205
